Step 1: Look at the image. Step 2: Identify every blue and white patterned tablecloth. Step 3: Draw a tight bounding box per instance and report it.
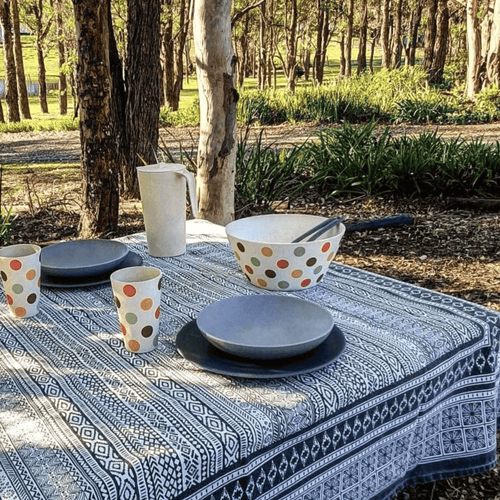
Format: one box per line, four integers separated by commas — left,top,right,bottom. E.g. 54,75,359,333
0,220,499,500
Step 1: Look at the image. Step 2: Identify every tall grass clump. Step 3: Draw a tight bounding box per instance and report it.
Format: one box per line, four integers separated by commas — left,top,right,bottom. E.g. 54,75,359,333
235,129,311,214
234,121,500,211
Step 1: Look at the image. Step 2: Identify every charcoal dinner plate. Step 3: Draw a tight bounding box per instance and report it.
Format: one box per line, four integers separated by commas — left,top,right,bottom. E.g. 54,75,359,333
176,320,345,379
41,251,143,288
41,239,129,278
196,295,335,359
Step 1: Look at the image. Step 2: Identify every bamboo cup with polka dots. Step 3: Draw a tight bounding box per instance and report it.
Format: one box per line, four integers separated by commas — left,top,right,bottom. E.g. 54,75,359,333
0,244,42,319
110,266,162,353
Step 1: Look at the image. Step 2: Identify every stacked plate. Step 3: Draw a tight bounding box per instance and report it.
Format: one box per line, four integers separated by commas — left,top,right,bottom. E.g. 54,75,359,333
176,295,346,378
40,240,143,288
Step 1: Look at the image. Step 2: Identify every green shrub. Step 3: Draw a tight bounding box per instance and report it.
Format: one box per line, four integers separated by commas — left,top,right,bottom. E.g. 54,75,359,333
234,121,500,210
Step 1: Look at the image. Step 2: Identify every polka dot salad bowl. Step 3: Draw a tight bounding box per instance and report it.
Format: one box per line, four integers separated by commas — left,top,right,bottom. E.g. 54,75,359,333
225,214,345,291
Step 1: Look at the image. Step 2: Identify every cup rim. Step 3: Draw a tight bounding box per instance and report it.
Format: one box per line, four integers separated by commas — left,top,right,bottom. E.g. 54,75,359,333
0,244,41,259
110,266,161,284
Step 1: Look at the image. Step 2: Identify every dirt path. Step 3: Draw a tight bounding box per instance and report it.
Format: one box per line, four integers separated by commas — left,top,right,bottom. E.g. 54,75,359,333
1,122,500,165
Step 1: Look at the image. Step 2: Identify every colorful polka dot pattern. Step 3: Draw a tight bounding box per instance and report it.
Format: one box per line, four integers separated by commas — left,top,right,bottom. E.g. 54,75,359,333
229,237,340,291
111,269,161,354
0,245,41,319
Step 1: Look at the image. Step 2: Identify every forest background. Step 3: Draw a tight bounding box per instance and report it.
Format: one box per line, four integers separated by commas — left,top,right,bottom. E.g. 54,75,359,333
0,0,500,130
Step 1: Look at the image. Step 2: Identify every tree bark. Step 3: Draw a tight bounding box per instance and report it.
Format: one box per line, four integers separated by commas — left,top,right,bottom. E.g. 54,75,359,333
380,0,391,68
284,0,298,92
56,0,67,115
0,99,5,123
313,0,329,84
357,0,368,74
428,0,449,83
486,0,500,86
162,1,175,109
122,0,161,198
391,0,403,68
258,0,267,89
423,0,438,74
466,0,482,98
73,0,119,237
194,0,237,225
11,0,30,119
30,1,50,114
0,0,20,122
339,32,346,76
345,0,354,76
409,3,423,65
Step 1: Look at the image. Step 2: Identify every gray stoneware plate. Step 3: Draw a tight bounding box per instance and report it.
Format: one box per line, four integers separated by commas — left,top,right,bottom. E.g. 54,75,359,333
41,239,129,278
176,320,345,379
196,295,335,360
41,251,143,288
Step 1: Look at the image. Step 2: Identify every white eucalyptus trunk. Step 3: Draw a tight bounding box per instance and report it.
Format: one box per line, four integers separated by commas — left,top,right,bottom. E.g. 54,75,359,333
465,0,482,98
194,0,237,225
486,0,500,86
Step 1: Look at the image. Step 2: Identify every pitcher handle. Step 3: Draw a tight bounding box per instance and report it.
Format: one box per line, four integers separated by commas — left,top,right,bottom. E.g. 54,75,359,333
177,169,199,218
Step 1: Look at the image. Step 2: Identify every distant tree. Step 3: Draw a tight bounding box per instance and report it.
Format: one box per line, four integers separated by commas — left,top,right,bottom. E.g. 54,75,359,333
380,0,391,67
465,0,481,97
161,0,191,111
391,0,404,68
0,0,20,122
55,0,67,115
21,0,54,114
11,0,31,119
357,0,368,74
345,0,354,75
423,0,438,75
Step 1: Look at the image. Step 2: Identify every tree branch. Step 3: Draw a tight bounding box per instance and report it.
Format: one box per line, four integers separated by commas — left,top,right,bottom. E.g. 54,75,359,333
231,0,265,28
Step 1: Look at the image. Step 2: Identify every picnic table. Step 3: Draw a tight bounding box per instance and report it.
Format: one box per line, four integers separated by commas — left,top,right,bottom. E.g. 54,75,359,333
0,219,498,500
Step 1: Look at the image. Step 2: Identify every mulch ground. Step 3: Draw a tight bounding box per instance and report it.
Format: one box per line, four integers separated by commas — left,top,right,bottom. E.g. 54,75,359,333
1,124,500,500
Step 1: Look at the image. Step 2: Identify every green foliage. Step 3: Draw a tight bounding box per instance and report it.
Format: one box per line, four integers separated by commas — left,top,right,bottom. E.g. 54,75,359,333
0,205,14,246
235,129,311,214
159,99,201,127
0,116,79,133
234,121,500,212
236,68,500,126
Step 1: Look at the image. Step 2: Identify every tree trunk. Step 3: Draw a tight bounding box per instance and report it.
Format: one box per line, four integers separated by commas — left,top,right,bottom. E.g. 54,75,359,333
0,99,4,123
11,0,30,119
194,0,237,225
357,0,368,74
466,0,482,98
73,0,119,238
369,29,379,73
409,3,423,65
423,0,438,74
339,32,346,76
380,0,391,68
428,0,449,83
122,0,161,198
258,0,267,89
0,0,20,122
162,3,175,109
313,0,328,85
486,0,500,86
391,0,403,68
345,0,354,76
284,0,298,92
172,0,190,107
56,1,67,115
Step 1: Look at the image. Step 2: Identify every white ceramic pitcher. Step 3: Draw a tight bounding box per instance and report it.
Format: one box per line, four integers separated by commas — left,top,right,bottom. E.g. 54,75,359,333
137,163,199,257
